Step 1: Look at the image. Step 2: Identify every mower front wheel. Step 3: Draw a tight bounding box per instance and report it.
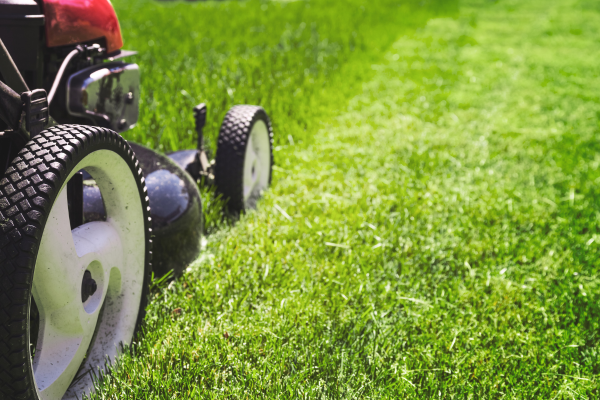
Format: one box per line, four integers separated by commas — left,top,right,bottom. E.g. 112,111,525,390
214,105,273,213
0,125,152,400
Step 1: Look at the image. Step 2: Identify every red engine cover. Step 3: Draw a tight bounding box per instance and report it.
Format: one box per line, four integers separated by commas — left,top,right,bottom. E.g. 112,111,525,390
43,0,123,54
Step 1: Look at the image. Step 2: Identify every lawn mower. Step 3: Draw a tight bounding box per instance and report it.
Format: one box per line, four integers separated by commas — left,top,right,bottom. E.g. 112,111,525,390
0,0,274,398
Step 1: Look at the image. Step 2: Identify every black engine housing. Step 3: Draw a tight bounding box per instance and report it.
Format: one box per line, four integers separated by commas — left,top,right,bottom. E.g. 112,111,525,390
0,0,44,90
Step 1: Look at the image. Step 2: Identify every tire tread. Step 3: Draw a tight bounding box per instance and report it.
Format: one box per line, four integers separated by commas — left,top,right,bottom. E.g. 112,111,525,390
0,125,152,399
214,105,273,213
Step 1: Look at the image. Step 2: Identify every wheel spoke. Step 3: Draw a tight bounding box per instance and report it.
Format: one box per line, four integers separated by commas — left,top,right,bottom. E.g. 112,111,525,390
32,310,90,397
32,189,80,317
32,188,124,398
73,221,124,279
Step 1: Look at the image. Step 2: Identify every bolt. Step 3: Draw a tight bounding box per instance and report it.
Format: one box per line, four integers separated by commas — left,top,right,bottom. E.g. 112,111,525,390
125,91,134,104
81,270,98,303
118,119,127,130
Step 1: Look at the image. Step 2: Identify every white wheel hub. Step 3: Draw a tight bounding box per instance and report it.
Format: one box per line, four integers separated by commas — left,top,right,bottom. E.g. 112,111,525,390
31,150,146,400
243,120,271,208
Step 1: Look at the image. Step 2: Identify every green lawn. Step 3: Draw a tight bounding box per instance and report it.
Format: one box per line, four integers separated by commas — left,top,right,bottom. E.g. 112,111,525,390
90,0,600,398
115,0,454,151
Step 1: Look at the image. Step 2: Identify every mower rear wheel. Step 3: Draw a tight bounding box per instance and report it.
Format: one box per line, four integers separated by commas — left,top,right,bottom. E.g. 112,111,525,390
214,105,273,213
0,125,152,400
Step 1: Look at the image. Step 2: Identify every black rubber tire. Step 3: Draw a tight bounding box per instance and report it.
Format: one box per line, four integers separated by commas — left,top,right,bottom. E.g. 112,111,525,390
214,105,273,213
0,124,152,399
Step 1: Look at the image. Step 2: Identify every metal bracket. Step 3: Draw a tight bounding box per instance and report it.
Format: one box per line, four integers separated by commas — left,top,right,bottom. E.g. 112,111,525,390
192,103,215,183
193,103,207,151
198,151,215,184
21,89,48,137
0,37,48,141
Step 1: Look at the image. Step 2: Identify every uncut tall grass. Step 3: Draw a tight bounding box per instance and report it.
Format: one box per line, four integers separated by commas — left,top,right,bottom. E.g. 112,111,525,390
115,0,455,152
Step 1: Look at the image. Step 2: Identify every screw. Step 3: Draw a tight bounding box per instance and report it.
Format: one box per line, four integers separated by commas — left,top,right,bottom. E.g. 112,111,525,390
125,91,134,104
118,119,127,130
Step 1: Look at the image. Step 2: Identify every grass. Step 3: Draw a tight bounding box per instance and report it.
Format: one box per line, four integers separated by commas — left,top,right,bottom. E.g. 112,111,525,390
87,0,600,398
116,0,454,152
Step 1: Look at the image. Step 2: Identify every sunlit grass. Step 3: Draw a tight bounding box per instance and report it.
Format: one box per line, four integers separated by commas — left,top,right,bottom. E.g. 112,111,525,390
87,0,600,398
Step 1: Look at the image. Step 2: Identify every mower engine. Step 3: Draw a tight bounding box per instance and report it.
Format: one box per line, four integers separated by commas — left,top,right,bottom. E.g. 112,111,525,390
67,61,140,132
0,0,274,398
